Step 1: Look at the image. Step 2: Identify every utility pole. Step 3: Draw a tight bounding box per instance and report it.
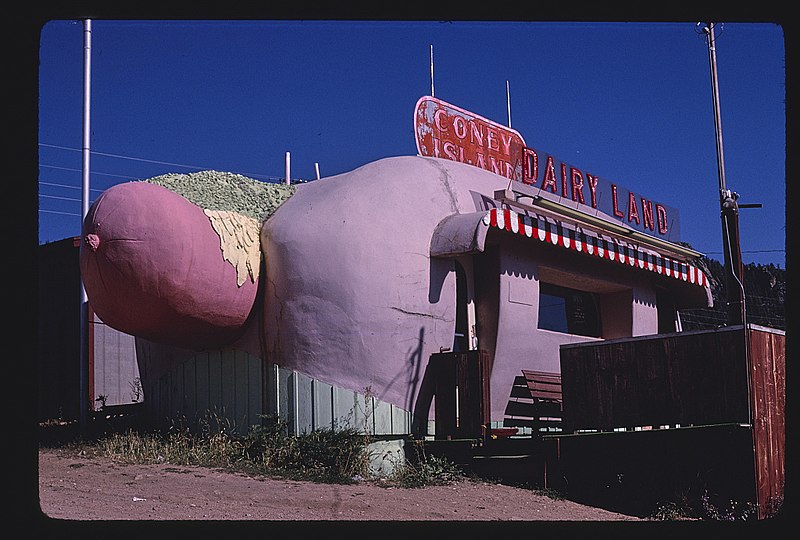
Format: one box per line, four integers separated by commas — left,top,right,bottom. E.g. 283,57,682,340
79,18,92,434
701,22,745,326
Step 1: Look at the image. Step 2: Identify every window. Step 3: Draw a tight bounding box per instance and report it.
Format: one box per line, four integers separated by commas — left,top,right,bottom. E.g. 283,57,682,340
538,282,602,337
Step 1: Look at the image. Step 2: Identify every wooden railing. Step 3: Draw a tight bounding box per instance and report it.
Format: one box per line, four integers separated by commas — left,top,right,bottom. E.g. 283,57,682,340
428,350,491,441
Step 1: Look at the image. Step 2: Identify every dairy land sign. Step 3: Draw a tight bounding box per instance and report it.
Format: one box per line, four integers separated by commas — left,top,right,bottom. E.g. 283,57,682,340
414,96,681,241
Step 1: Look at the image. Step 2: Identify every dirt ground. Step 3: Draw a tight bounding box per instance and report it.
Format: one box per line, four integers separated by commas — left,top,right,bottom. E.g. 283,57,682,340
37,448,644,522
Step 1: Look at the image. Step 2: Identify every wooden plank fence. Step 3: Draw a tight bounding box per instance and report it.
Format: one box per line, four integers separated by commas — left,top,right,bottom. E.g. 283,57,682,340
557,324,785,519
428,350,491,441
135,339,411,437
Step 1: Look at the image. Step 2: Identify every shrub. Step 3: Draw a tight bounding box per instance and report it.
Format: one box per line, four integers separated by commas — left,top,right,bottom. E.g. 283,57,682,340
52,413,472,488
382,442,465,488
242,416,370,483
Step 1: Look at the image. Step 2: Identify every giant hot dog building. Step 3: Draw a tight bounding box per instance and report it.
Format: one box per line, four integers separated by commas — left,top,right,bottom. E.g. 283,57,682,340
79,96,713,446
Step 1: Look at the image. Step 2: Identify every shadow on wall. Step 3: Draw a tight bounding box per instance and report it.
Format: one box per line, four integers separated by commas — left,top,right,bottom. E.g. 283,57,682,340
428,255,451,304
410,329,438,438
404,327,426,417
409,257,456,436
380,327,427,436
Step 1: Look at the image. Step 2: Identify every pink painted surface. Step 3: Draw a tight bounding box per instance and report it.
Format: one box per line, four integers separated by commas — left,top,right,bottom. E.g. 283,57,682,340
260,157,474,413
79,156,711,423
80,182,258,350
258,156,710,419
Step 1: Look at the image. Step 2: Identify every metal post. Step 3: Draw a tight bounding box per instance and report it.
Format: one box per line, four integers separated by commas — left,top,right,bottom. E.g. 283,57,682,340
701,23,752,437
702,22,745,325
314,162,320,180
79,18,92,433
704,23,727,197
430,44,435,97
285,151,290,185
506,80,512,128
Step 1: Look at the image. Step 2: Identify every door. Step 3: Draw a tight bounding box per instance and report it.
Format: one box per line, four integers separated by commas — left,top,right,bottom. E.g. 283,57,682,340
453,257,478,352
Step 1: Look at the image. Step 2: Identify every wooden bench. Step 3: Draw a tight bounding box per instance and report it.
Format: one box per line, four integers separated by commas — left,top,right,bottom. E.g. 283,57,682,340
503,370,563,433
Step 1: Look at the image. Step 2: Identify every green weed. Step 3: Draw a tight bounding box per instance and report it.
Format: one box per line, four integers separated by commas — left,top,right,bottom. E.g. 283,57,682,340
85,413,369,484
381,441,465,488
42,411,471,488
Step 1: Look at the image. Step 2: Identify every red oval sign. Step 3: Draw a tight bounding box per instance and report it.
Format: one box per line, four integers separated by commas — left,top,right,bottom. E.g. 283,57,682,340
414,96,527,181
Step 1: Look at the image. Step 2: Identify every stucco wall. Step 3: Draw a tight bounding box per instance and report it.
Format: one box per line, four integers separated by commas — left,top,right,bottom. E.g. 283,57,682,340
632,287,659,336
487,238,663,417
258,155,667,422
261,156,477,413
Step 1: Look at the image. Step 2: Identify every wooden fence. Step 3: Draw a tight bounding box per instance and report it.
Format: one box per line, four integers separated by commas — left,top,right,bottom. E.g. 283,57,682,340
428,350,491,441
135,339,411,437
558,324,785,519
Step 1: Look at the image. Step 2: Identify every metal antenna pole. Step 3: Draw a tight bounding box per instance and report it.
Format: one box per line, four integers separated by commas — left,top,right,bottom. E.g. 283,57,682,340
430,44,435,97
506,80,512,128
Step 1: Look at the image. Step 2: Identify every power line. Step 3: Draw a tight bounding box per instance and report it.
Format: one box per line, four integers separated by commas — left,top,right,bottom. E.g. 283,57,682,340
39,209,82,217
39,163,139,180
40,143,211,170
40,181,105,193
40,193,96,203
704,249,784,254
39,143,278,181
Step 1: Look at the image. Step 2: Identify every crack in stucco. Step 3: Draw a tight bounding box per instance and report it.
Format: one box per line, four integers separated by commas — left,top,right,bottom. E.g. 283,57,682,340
265,272,286,360
424,158,460,215
389,306,447,321
403,250,431,260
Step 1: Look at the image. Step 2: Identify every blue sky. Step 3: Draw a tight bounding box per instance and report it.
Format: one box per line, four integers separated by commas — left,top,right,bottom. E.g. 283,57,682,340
37,20,786,267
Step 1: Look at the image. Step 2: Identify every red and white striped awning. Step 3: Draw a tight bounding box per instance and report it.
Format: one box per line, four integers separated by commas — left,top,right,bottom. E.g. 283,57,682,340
484,207,709,288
